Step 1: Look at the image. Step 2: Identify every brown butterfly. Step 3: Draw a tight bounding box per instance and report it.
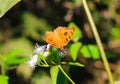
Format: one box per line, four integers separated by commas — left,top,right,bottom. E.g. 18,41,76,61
44,26,75,50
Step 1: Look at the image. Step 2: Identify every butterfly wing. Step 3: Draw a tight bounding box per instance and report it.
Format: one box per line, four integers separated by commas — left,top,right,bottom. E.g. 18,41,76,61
44,31,61,49
54,27,75,48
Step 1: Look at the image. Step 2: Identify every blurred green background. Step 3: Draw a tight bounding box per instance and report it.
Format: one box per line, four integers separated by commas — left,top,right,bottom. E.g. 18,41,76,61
0,0,120,84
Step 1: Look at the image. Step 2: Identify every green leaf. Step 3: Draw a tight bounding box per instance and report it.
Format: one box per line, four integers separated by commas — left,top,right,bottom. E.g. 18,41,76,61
68,22,82,42
5,56,28,66
48,48,60,63
0,75,9,84
0,0,21,18
68,62,84,67
80,44,100,59
0,37,34,56
5,49,23,58
50,66,59,84
70,42,82,61
80,45,92,58
3,49,28,66
111,26,120,40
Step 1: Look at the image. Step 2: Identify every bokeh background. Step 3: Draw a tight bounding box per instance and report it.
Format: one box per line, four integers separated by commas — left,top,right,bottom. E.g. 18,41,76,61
0,0,120,84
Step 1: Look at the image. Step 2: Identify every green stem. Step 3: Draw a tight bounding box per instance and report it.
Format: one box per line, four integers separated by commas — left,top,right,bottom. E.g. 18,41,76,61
0,61,5,75
42,57,48,66
41,54,49,66
58,65,75,84
82,0,114,84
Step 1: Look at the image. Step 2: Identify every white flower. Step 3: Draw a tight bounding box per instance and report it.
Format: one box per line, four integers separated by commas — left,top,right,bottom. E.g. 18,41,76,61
34,44,52,57
34,43,46,54
27,55,38,68
27,43,52,68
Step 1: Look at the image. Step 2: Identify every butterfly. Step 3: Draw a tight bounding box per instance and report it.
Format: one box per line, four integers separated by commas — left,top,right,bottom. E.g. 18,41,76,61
44,26,75,50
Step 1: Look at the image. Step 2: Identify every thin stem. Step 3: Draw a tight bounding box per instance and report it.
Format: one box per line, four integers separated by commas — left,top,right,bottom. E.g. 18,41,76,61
58,65,75,84
82,0,114,84
0,61,5,75
40,54,49,66
42,57,48,66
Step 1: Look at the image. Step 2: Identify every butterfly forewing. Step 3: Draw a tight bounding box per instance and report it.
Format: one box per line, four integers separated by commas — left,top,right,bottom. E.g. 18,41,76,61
44,32,60,48
62,27,75,46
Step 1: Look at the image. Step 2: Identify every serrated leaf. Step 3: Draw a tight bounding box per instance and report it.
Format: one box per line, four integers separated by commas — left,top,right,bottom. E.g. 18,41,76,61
70,42,82,61
0,75,9,84
0,0,21,18
80,44,100,59
68,62,84,67
68,22,82,42
50,66,59,84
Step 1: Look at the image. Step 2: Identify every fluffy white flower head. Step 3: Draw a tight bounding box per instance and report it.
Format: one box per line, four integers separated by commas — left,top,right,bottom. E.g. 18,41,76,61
27,44,51,68
34,43,46,54
27,55,38,68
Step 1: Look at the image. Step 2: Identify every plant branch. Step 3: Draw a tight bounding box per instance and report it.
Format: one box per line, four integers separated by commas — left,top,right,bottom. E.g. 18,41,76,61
58,65,75,84
82,0,114,84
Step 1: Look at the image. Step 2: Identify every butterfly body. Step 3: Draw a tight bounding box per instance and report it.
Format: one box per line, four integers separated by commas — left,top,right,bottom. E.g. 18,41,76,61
44,27,75,50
